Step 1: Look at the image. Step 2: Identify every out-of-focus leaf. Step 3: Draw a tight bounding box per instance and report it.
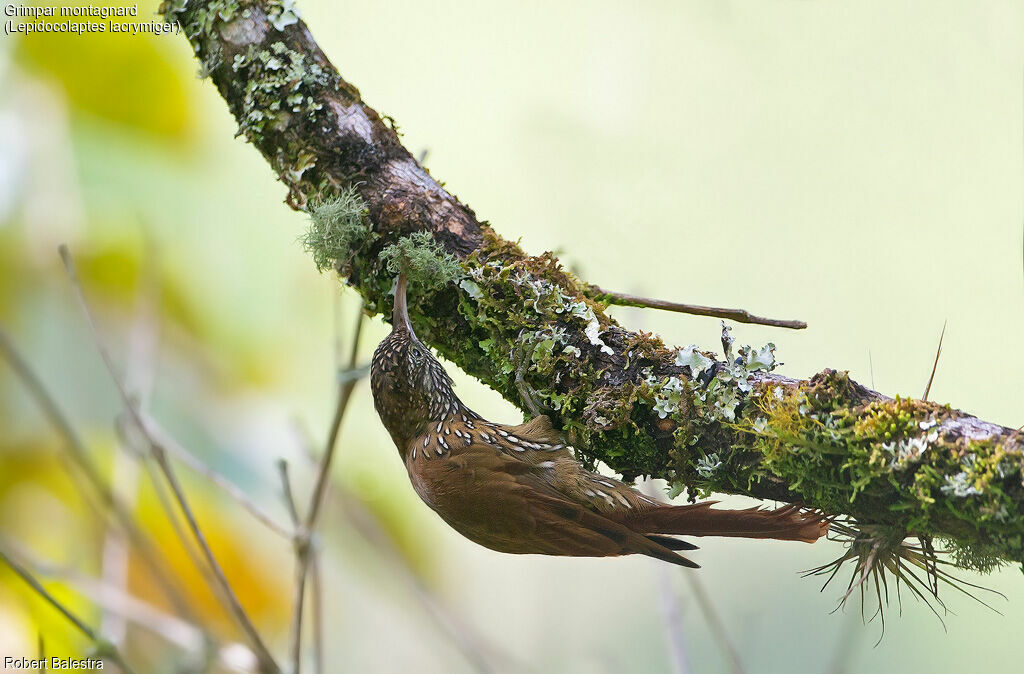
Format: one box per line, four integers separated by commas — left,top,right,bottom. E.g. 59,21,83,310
14,12,192,139
0,442,106,660
73,243,204,338
129,481,292,633
0,229,29,320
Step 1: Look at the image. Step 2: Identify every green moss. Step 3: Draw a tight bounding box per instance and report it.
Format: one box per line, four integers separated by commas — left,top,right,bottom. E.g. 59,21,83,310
945,538,1007,574
302,188,376,273
710,372,1024,567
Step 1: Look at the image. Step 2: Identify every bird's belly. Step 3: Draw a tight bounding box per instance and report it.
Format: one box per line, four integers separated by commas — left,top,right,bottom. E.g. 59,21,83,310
406,463,536,554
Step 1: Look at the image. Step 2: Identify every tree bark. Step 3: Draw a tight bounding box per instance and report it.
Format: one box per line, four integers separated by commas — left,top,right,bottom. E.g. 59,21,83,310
162,1,1024,572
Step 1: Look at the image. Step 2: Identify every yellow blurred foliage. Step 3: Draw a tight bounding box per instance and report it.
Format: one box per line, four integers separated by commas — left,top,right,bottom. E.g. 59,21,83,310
128,476,293,637
0,436,291,657
14,7,192,140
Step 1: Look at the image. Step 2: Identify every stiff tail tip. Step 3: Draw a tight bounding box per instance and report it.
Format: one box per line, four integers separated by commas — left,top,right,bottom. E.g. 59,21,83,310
634,501,830,543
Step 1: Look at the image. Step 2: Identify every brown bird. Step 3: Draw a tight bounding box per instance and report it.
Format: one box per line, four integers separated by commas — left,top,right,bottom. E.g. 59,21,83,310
371,274,827,567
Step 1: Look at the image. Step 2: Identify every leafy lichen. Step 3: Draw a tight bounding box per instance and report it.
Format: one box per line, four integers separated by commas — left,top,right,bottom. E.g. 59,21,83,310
727,372,1024,567
232,41,329,142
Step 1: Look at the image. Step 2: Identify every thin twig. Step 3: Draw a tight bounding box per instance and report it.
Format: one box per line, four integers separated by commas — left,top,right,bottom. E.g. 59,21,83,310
657,566,691,674
591,287,807,330
305,307,365,530
922,321,947,401
309,553,324,674
10,538,258,673
7,536,206,654
103,250,159,644
0,328,196,622
132,444,225,599
641,481,690,674
279,460,301,527
278,459,306,674
292,423,326,674
288,303,365,673
140,414,293,538
59,245,280,674
0,543,136,674
682,574,745,674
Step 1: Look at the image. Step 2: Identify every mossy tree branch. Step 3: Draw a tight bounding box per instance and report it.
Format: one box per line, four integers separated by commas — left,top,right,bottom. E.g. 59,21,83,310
162,0,1024,572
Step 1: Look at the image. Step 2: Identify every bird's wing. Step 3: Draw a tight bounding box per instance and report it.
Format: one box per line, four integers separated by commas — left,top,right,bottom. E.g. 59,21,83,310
413,442,696,566
462,415,663,516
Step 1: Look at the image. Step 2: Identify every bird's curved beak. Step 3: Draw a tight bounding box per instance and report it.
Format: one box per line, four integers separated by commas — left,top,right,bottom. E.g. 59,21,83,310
392,272,414,335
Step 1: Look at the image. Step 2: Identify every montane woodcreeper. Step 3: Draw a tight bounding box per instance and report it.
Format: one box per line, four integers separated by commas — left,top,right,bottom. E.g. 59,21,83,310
370,273,827,567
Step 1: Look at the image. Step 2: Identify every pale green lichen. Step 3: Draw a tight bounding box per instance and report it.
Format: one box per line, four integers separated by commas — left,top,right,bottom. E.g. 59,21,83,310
302,188,375,273
695,452,722,478
164,0,299,39
267,0,300,30
162,0,242,41
675,345,714,379
724,371,1024,569
282,148,317,184
232,41,329,141
160,2,332,145
379,232,465,292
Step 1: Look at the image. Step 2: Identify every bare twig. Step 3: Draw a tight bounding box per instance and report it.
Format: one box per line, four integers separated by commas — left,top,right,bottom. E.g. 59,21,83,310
278,460,301,526
288,303,365,673
305,307,365,530
139,415,293,538
10,538,260,673
0,542,136,674
591,287,807,330
132,445,228,605
683,573,745,674
8,537,206,654
59,245,280,674
292,423,325,674
640,481,690,674
0,328,195,622
922,321,947,401
308,553,324,674
103,249,159,644
278,459,306,674
657,567,691,674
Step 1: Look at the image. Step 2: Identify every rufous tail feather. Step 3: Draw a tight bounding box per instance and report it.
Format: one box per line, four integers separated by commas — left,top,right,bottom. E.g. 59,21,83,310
629,502,827,543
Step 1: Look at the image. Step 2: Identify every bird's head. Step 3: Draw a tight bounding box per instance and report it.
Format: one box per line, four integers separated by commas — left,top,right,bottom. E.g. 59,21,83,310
370,273,457,449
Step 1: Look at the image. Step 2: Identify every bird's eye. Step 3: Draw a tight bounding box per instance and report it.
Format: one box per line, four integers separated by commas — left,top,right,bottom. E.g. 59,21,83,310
410,346,422,360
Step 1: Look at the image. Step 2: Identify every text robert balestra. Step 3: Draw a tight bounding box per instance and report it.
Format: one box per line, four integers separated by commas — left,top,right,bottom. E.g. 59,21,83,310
4,656,104,670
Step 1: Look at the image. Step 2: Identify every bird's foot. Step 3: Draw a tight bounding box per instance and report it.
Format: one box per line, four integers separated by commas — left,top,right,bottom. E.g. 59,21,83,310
514,343,545,419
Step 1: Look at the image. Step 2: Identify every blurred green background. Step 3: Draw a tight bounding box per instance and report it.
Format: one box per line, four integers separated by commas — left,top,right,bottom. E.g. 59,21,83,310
1,0,1023,672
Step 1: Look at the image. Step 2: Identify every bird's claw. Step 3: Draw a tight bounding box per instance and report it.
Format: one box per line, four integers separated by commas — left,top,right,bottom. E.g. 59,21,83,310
514,343,545,419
